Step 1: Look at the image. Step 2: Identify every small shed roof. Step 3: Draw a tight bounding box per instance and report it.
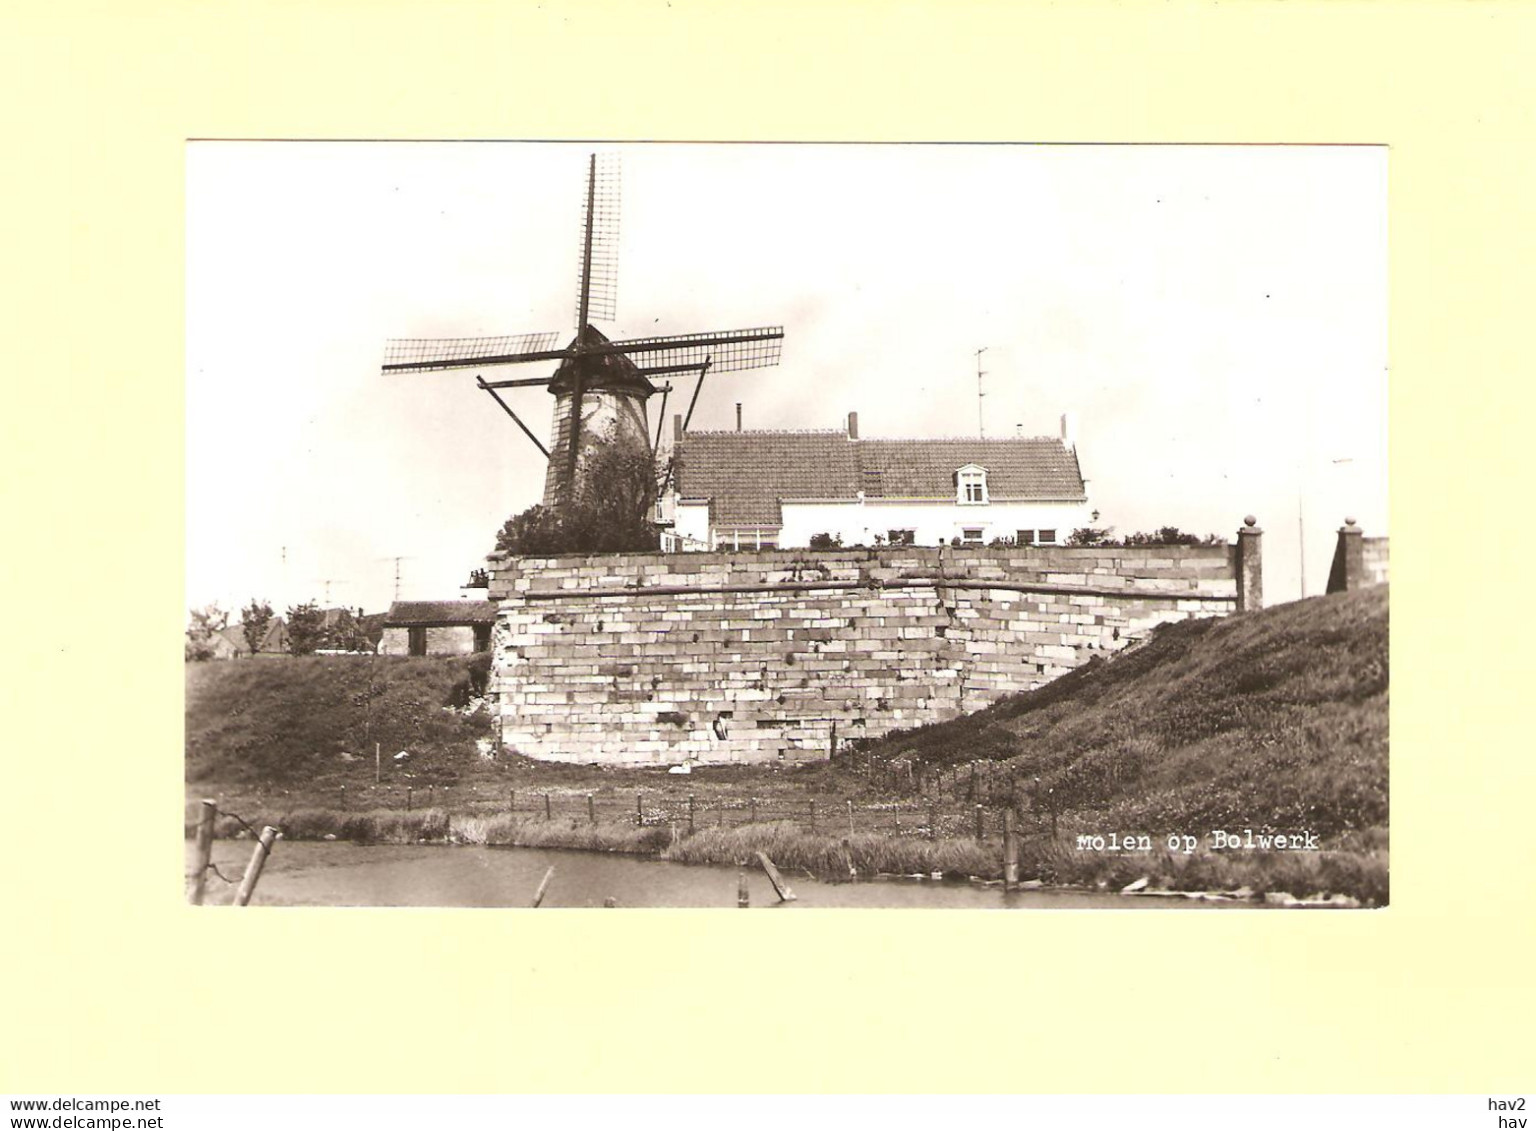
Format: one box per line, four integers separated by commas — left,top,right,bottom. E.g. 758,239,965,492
384,600,499,627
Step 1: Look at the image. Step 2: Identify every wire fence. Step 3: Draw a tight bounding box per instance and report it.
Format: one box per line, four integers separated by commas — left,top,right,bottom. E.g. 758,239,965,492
188,774,1056,845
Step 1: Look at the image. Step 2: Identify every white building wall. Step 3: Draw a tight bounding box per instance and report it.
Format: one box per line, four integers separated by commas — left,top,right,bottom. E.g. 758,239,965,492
670,501,714,547
780,498,1093,547
667,495,1093,551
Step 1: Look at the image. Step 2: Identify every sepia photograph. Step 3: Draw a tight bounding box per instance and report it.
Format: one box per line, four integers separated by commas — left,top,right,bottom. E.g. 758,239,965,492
184,141,1388,909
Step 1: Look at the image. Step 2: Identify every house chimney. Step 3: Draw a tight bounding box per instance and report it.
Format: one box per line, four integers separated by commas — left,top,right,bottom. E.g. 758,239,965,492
1060,411,1078,450
673,413,683,441
1015,423,1022,438
847,411,859,439
736,403,743,431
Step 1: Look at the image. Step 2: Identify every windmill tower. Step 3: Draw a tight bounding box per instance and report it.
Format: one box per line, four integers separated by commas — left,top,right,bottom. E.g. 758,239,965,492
382,153,786,512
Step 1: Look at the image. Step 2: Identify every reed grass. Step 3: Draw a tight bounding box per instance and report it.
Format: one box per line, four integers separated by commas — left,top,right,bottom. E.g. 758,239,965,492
661,820,1000,879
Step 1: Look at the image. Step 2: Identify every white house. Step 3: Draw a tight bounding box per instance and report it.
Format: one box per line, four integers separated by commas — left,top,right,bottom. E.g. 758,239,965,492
662,412,1093,551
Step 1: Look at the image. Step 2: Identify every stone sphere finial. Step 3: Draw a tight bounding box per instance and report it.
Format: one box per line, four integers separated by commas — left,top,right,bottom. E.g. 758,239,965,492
1243,515,1257,527
1345,515,1357,527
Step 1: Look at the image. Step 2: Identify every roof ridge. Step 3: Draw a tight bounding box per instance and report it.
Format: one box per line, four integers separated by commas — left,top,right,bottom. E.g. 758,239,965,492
683,428,847,437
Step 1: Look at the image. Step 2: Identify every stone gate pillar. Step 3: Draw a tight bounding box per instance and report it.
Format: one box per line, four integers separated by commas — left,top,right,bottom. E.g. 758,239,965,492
1235,515,1263,612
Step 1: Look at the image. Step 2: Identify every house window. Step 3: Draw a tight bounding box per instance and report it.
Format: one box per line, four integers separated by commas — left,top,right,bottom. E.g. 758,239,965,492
1017,529,1036,545
956,466,988,505
887,529,916,546
1038,529,1057,545
962,527,984,546
407,627,427,657
721,529,780,551
473,624,492,652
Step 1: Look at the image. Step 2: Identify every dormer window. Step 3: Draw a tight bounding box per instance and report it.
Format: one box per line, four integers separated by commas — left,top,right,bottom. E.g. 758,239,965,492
956,465,988,505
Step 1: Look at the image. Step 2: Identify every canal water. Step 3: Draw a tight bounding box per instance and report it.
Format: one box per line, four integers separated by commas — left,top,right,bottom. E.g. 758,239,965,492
192,840,1250,909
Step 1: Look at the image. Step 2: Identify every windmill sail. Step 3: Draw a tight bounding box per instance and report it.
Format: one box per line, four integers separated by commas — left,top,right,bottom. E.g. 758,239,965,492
575,154,621,326
381,331,562,373
610,327,784,375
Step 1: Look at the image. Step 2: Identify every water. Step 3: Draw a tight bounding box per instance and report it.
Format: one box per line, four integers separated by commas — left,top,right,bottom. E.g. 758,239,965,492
191,840,1251,909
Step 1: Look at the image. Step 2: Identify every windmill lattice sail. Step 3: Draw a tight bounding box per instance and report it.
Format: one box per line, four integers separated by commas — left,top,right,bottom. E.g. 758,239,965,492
615,328,784,376
382,332,561,373
576,153,621,325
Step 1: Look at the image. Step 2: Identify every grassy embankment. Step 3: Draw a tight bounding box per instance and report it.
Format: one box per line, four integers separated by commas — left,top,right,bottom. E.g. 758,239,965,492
186,586,1387,902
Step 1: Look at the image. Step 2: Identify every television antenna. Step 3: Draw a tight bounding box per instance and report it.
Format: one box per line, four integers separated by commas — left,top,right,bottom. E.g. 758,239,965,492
975,346,989,437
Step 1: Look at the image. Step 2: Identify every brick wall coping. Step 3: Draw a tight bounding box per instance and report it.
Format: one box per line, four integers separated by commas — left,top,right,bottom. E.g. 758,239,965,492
512,576,1236,603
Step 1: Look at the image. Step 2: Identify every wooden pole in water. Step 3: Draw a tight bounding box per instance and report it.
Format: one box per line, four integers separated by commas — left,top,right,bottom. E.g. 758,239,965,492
1002,807,1019,889
189,799,217,905
531,866,555,908
234,826,279,906
737,871,750,908
756,851,796,902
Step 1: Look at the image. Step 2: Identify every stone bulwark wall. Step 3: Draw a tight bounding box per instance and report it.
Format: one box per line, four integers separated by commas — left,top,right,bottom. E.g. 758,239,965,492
486,539,1255,765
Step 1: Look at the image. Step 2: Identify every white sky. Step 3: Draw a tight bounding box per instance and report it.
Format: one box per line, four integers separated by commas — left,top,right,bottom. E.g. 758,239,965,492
186,142,1387,615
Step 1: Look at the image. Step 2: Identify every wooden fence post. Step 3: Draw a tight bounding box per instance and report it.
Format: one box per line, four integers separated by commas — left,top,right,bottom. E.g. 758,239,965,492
588,794,596,824
974,804,984,842
808,799,816,832
406,786,413,811
688,795,696,834
544,792,552,821
928,801,937,841
189,799,217,905
749,797,758,824
969,763,978,802
636,793,644,826
234,826,279,906
846,799,855,838
509,789,515,814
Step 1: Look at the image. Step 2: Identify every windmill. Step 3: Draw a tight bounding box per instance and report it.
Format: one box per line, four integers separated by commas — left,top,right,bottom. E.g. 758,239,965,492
382,152,785,511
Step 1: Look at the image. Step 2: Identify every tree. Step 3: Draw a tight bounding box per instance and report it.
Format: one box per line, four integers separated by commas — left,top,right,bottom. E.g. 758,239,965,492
497,439,660,557
286,601,325,655
185,603,228,662
808,532,843,550
241,599,274,655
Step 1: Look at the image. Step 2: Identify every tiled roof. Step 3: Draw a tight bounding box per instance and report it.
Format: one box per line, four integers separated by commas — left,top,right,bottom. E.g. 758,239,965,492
384,600,499,627
674,431,857,525
674,431,1085,525
858,438,1085,499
